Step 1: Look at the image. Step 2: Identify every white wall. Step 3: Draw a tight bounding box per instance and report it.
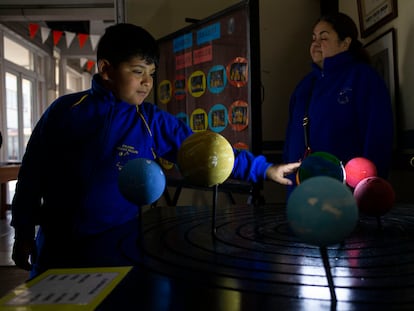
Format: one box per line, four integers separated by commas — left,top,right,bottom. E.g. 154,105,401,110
339,0,414,136
128,0,240,39
259,0,320,141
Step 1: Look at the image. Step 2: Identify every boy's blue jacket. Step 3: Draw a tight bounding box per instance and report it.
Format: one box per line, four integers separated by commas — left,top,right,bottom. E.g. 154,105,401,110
11,74,272,240
283,51,394,193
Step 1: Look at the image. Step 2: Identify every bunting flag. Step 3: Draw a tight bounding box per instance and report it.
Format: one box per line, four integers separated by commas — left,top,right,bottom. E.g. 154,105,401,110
86,60,96,72
29,23,40,39
40,27,51,43
64,31,76,48
80,58,88,67
77,33,89,49
52,30,63,46
89,34,101,51
28,23,100,51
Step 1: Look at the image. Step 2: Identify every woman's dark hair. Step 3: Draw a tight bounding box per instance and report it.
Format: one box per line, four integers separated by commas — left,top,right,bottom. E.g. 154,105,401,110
317,12,371,64
97,23,159,67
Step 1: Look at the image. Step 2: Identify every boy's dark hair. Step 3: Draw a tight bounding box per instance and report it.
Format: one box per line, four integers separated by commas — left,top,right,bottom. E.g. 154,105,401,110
97,23,159,67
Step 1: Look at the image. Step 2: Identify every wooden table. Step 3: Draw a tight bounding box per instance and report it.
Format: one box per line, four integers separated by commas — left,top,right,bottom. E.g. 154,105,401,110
0,163,20,219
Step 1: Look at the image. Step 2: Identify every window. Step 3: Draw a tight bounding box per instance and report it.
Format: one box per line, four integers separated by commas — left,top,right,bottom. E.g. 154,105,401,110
5,72,19,160
1,31,47,162
66,67,83,93
0,26,89,202
1,29,47,205
4,36,34,70
5,71,34,161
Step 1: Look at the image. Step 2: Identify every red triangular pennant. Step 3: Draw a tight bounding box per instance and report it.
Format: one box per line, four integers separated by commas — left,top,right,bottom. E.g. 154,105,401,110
86,60,95,72
29,23,40,39
52,30,63,46
77,33,89,49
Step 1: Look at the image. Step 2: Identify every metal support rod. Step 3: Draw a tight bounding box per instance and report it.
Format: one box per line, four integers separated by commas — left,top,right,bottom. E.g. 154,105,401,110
320,246,337,308
212,184,218,235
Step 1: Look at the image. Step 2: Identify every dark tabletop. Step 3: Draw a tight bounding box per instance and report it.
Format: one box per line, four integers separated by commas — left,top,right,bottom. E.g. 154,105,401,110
97,203,414,311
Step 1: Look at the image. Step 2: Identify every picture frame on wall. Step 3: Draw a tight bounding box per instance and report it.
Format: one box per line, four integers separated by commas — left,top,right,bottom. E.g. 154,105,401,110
357,0,398,38
364,28,398,146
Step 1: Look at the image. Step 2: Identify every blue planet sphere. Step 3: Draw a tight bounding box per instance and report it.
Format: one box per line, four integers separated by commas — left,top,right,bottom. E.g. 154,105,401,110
287,176,358,247
118,158,166,205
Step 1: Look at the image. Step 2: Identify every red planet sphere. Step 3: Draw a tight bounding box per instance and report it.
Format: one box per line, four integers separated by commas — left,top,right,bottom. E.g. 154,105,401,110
344,157,377,188
353,176,395,216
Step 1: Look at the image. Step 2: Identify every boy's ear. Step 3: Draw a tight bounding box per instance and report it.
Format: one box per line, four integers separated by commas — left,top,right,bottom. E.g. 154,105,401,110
98,59,112,80
344,37,352,49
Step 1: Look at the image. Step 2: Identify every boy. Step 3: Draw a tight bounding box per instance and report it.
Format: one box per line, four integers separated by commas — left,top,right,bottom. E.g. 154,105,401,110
11,23,300,278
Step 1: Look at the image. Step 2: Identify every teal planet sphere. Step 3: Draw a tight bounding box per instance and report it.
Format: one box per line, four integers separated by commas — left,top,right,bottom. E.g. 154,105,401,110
287,176,358,247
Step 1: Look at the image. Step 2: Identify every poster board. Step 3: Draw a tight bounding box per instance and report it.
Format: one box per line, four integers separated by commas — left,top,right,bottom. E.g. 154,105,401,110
155,0,262,179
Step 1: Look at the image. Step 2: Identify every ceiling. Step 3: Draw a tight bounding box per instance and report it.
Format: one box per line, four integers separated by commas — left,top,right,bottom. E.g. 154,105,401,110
0,1,122,73
0,0,176,75
0,0,224,71
0,0,116,35
0,0,171,35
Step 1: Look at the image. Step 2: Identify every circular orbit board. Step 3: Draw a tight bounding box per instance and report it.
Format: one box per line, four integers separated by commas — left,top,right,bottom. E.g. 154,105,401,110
118,203,414,310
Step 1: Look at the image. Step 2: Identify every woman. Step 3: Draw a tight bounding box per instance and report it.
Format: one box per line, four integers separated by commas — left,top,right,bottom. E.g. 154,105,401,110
283,12,394,195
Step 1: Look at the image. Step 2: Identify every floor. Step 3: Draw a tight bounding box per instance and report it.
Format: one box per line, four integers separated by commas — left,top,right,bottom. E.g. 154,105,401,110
0,211,14,266
0,210,31,297
0,179,31,298
0,181,18,266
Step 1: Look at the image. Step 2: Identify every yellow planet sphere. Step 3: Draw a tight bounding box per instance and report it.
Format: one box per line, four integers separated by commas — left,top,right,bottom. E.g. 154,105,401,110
177,131,235,187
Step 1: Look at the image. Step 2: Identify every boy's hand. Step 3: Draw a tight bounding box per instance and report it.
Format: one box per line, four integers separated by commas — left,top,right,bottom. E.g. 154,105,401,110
266,162,301,185
12,239,36,271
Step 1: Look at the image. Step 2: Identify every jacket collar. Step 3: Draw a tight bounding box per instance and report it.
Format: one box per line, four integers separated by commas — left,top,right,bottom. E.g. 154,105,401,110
91,74,116,104
311,51,354,78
